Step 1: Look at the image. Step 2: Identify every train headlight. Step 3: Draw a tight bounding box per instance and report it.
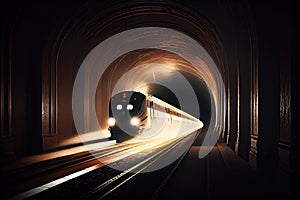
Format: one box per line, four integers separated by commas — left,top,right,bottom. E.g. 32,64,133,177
108,118,116,126
199,121,204,128
130,117,139,126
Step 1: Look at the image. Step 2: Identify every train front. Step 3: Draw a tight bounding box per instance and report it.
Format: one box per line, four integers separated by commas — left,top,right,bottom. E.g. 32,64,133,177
108,91,147,142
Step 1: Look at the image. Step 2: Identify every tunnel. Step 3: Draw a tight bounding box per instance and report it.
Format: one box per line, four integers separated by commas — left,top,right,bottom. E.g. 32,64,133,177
93,48,212,133
0,0,297,200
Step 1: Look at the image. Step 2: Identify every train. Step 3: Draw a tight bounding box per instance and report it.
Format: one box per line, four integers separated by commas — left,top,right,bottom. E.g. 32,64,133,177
107,91,203,142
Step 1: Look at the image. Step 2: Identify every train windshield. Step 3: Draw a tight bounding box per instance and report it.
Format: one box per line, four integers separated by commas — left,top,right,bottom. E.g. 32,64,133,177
109,91,146,117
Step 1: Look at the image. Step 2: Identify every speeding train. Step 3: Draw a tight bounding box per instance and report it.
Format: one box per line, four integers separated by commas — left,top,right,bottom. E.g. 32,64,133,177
107,91,203,142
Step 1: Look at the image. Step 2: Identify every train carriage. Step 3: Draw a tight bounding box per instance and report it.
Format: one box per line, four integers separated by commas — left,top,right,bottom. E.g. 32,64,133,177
108,91,203,142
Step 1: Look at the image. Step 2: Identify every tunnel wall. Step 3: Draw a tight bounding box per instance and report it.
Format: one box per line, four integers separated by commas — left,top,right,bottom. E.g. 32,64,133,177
252,1,293,192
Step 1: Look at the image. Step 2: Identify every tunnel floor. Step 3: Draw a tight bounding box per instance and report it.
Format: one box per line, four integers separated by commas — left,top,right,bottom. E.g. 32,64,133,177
1,140,292,199
156,144,256,199
157,143,291,200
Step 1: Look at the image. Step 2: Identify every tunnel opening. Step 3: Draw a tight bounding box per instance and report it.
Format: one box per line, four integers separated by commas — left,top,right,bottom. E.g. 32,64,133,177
94,48,213,134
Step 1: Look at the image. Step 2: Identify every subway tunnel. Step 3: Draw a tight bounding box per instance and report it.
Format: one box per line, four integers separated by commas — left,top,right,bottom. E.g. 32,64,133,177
0,0,297,199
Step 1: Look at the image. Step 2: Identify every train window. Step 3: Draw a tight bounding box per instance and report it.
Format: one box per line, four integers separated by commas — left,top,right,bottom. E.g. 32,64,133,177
127,104,133,110
116,105,122,110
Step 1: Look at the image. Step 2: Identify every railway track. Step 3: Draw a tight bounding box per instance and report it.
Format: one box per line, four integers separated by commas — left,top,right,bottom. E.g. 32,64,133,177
81,133,199,200
1,142,143,199
3,130,200,199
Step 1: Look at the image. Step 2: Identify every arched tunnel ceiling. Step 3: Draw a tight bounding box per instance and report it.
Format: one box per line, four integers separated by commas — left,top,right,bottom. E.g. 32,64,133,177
50,0,228,149
96,48,211,128
55,0,227,78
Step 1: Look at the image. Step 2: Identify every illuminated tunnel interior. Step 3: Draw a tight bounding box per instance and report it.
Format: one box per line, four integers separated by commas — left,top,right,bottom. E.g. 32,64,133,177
95,48,212,133
46,1,228,151
0,1,295,199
